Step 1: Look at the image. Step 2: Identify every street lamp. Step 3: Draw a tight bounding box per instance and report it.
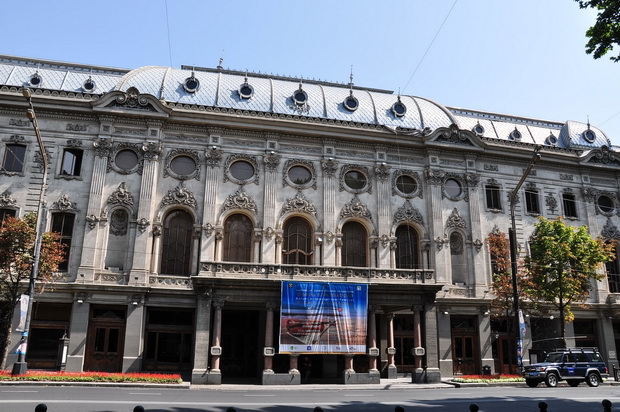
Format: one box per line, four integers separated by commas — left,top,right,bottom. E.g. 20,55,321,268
508,146,541,372
11,88,49,375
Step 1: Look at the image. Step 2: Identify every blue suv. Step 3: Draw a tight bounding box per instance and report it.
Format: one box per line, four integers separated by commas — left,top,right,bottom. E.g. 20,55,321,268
523,347,609,387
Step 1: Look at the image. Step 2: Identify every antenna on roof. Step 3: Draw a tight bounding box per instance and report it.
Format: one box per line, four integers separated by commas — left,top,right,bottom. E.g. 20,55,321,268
587,115,591,129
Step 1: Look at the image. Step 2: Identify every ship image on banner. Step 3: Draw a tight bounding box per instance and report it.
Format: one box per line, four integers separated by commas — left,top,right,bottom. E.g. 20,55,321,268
279,281,368,354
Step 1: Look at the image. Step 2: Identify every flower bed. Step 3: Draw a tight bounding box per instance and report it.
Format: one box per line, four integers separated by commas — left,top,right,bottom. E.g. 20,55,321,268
0,371,183,384
452,374,524,383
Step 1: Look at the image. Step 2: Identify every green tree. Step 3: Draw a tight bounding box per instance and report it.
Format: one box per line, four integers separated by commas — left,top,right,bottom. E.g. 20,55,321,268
575,0,620,62
0,213,64,369
525,217,614,345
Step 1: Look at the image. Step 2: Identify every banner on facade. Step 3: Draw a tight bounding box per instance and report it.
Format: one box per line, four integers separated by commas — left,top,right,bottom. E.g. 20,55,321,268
279,281,368,354
15,294,29,332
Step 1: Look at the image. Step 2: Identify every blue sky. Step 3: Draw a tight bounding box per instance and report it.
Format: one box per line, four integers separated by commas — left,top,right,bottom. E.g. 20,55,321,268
2,0,619,145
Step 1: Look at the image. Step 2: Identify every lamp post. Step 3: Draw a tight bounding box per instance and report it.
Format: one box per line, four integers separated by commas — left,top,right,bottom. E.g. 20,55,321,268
11,88,48,375
508,146,540,373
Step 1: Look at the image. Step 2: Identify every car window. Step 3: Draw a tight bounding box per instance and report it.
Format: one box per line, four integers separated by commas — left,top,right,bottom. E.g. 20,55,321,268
574,353,588,362
589,352,603,362
545,353,563,363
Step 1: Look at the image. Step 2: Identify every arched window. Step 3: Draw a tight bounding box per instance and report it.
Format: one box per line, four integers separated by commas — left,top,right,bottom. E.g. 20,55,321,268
283,217,313,265
161,209,193,276
341,221,367,267
395,225,420,269
223,214,253,262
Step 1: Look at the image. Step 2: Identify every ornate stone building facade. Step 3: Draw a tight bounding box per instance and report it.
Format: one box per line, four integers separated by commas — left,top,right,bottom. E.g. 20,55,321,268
1,54,619,383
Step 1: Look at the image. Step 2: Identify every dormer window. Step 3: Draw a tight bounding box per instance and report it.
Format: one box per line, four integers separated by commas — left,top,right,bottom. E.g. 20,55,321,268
343,94,359,112
82,77,96,92
183,73,200,93
472,123,485,136
29,72,42,87
509,128,522,141
545,133,557,146
391,97,407,118
583,128,596,143
292,86,308,106
239,82,254,99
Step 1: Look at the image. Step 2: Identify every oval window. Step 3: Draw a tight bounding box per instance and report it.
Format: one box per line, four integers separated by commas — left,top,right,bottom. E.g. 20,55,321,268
396,175,417,195
598,195,614,213
344,95,359,111
293,89,307,105
171,155,197,176
29,74,42,87
473,124,485,135
239,83,254,99
444,179,462,198
83,78,96,92
583,129,596,143
115,149,139,171
183,76,200,93
288,165,312,185
230,160,255,181
344,170,367,190
392,101,407,117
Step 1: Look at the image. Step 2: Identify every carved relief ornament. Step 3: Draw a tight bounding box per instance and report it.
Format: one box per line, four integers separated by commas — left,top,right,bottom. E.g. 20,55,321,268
340,196,372,221
221,189,257,214
160,182,197,209
107,182,134,206
280,191,317,217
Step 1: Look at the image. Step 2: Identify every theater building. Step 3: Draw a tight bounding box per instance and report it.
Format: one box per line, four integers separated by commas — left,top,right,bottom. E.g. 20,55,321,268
1,54,620,383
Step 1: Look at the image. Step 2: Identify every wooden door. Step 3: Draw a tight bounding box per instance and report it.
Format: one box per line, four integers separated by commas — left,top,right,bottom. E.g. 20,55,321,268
451,316,479,376
84,308,126,372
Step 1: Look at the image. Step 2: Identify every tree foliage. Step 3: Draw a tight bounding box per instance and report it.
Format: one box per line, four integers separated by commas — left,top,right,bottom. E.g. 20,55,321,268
576,0,620,62
0,213,64,369
524,217,614,341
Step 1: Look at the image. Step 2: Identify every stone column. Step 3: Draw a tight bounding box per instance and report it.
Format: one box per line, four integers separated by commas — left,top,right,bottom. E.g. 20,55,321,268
263,302,276,373
342,354,355,384
374,162,391,268
289,354,299,375
425,167,447,283
321,158,338,266
412,304,424,383
78,137,112,281
368,307,379,372
386,313,397,378
208,299,224,384
122,296,144,372
464,167,484,292
262,153,280,264
424,304,443,383
191,287,212,384
130,142,163,285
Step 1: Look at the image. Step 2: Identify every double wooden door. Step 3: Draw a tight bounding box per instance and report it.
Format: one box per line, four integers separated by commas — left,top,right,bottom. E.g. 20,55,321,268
83,307,126,372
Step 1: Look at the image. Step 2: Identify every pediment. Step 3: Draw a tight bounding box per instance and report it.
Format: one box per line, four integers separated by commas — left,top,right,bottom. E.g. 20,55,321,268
92,87,171,118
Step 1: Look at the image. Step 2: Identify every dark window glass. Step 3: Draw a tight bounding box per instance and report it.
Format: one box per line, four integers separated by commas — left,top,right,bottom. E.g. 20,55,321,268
170,156,196,176
239,84,253,98
51,213,75,271
486,185,501,210
341,221,367,267
395,225,419,269
160,210,193,276
288,166,312,185
223,214,253,262
2,144,26,173
396,175,417,195
294,91,307,103
60,148,82,176
562,193,578,218
115,150,138,170
344,170,367,190
444,179,461,198
229,161,255,181
525,189,540,214
0,209,16,227
392,102,406,116
283,217,313,265
598,195,615,213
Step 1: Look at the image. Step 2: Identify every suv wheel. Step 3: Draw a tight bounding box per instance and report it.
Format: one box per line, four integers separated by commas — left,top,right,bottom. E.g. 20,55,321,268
586,372,600,387
545,373,559,387
525,379,539,388
567,380,580,387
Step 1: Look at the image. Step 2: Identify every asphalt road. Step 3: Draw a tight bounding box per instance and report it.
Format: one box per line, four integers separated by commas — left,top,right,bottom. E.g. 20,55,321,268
1,384,619,412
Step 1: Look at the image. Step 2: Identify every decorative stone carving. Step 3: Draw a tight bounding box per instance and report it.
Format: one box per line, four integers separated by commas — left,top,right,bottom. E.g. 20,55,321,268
264,227,275,241
379,234,390,248
66,139,82,147
446,208,466,229
321,158,339,178
52,194,77,212
204,223,214,237
465,172,481,188
9,134,25,143
9,119,29,127
66,124,88,132
0,191,17,208
545,194,558,213
152,224,162,237
436,124,472,145
85,214,99,230
393,200,424,226
137,218,149,233
160,182,197,209
325,231,334,244
340,196,372,221
33,149,51,173
281,191,317,217
215,228,224,241
142,141,164,160
221,189,257,214
107,182,134,205
582,187,599,203
602,218,620,240
283,159,317,189
263,153,281,172
473,238,483,253
193,226,202,239
111,87,156,111
435,236,448,251
205,148,223,167
589,146,620,165
374,163,390,182
164,148,200,180
93,138,113,158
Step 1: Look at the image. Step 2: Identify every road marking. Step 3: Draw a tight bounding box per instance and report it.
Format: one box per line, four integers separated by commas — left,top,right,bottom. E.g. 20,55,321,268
243,394,276,397
1,390,39,393
128,392,161,395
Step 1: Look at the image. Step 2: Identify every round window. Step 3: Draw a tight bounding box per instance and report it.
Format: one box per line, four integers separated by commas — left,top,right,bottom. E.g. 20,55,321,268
288,165,312,185
230,160,255,181
29,74,42,87
473,123,485,135
170,155,197,176
510,129,522,141
598,195,615,213
344,170,367,190
183,76,200,93
293,89,308,105
344,95,359,111
583,129,596,143
115,149,138,171
83,78,96,92
444,179,462,198
396,175,417,195
392,101,407,117
239,83,254,99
